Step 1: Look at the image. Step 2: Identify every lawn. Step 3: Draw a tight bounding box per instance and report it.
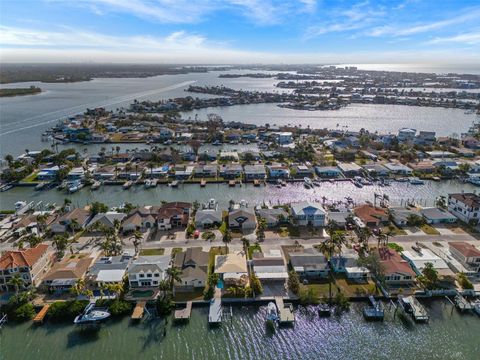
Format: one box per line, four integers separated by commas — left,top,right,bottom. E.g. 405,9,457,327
139,248,165,256
334,275,378,297
171,247,183,258
384,225,407,236
174,289,204,302
277,225,300,238
218,221,227,235
420,224,440,235
300,280,336,299
21,171,39,183
248,243,262,259
208,246,228,274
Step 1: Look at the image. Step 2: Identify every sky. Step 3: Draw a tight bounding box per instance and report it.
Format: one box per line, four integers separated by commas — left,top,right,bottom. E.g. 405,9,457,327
0,0,479,64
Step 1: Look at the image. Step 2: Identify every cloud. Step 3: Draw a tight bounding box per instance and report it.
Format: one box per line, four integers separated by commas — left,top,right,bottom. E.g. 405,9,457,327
427,31,480,45
368,8,480,37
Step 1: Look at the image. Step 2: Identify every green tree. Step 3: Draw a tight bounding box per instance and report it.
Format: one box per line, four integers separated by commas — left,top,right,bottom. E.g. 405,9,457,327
8,274,25,297
166,266,182,290
90,201,108,216
357,252,385,292
417,262,439,290
287,270,300,295
249,272,263,296
222,229,232,250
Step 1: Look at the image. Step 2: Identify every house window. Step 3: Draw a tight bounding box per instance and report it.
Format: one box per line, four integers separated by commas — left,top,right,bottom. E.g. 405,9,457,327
154,273,160,277
147,273,152,278
139,274,144,278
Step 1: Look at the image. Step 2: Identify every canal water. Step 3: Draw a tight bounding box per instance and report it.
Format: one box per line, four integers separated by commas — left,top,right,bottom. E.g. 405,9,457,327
1,302,479,360
0,180,475,211
1,70,478,157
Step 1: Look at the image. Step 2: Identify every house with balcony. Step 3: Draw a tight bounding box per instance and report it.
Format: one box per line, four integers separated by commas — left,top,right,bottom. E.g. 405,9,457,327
128,255,171,288
448,242,480,276
289,248,329,278
266,164,290,179
448,193,480,224
42,256,94,291
290,202,327,227
0,244,51,291
244,165,266,181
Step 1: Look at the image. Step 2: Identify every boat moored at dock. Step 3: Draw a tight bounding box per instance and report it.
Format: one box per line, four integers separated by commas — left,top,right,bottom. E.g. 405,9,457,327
74,303,110,325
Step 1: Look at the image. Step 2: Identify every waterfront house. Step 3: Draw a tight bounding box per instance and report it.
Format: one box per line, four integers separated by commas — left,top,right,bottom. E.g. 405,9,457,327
377,247,416,288
50,208,91,234
353,205,388,228
448,193,480,224
194,164,217,178
331,248,369,280
87,212,126,231
252,249,288,283
292,164,314,178
67,167,86,181
415,131,436,145
228,208,257,231
276,132,293,145
156,202,191,231
174,165,194,180
461,135,480,149
401,248,455,286
327,211,351,229
315,166,342,178
0,244,51,291
219,151,239,162
289,248,329,278
173,247,209,292
448,242,480,275
121,207,157,233
384,162,413,175
195,209,223,229
408,161,436,174
12,213,56,237
42,256,94,292
214,252,248,285
290,202,327,227
389,207,418,227
397,128,416,143
362,164,390,177
256,208,289,228
420,207,457,224
92,165,117,180
244,165,266,181
337,162,363,177
86,253,133,288
426,151,456,159
37,166,60,181
219,164,243,179
127,255,171,288
266,164,290,179
146,165,170,178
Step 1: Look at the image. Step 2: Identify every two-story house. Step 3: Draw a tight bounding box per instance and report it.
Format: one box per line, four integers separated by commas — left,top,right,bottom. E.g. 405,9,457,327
290,202,327,227
448,242,480,276
127,255,171,288
0,244,51,291
173,247,209,292
448,193,480,224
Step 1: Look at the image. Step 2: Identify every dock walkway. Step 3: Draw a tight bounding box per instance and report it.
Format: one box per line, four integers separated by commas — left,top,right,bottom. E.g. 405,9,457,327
33,304,50,324
275,297,295,324
132,301,146,320
174,301,192,321
409,297,429,322
208,288,222,324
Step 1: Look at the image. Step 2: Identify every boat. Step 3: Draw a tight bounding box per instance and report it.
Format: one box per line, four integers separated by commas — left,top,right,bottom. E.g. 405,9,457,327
123,180,133,190
353,179,363,188
91,180,101,190
254,179,261,187
454,294,473,312
200,179,206,187
304,177,313,188
68,180,84,193
170,180,179,188
471,300,480,316
313,180,321,187
328,179,335,184
398,295,429,322
34,182,48,191
229,180,236,187
151,179,158,187
363,296,384,321
468,177,480,186
74,303,111,325
144,179,152,188
266,302,279,322
318,303,331,317
432,176,441,182
409,177,425,185
212,140,222,146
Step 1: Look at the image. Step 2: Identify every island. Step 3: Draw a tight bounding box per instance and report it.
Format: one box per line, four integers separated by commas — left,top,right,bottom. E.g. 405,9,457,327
0,86,42,97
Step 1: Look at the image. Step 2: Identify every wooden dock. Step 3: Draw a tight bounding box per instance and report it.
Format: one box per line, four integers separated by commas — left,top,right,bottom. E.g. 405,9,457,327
174,301,192,321
131,301,146,320
33,304,50,324
275,297,295,324
208,288,222,324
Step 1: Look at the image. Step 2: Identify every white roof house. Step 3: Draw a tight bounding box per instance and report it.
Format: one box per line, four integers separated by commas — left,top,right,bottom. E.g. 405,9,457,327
402,248,455,278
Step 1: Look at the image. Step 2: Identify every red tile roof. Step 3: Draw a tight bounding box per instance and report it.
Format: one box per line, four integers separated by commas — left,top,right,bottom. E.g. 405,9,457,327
449,242,480,258
354,205,388,225
0,244,49,269
377,247,415,276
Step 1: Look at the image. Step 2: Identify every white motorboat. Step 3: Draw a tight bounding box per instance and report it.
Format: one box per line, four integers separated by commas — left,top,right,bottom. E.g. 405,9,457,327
68,180,84,193
304,177,313,188
471,300,480,316
144,179,152,188
74,303,111,325
409,177,425,185
91,181,101,190
266,302,278,322
123,180,133,190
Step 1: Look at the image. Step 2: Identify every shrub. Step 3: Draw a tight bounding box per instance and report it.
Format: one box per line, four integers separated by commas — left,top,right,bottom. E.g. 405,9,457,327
14,303,35,322
249,273,263,296
299,287,319,305
387,243,404,252
457,273,474,290
203,286,214,300
109,299,133,316
287,271,300,295
156,295,174,315
48,300,89,322
333,292,350,313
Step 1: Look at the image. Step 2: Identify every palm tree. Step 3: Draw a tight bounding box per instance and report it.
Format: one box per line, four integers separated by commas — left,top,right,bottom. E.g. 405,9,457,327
107,283,124,298
8,274,24,296
70,278,87,298
53,234,68,253
166,266,182,290
36,214,48,234
222,229,232,251
158,279,170,299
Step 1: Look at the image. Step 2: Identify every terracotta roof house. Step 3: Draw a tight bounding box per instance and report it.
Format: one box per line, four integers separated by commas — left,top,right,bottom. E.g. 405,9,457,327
42,256,94,291
377,247,416,287
448,242,480,273
156,202,191,231
354,205,389,228
0,244,51,291
50,208,91,234
173,247,209,292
